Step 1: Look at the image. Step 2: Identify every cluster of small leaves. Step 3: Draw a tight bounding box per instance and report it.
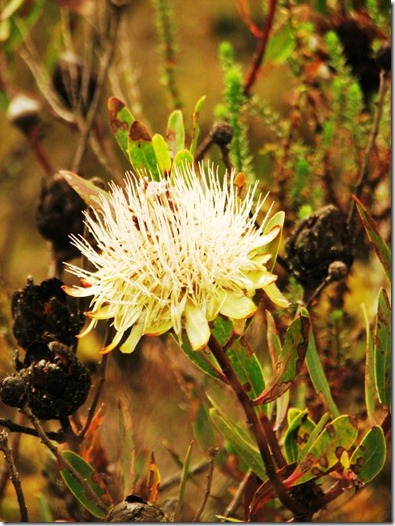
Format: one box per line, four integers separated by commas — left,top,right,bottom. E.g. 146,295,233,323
216,42,254,182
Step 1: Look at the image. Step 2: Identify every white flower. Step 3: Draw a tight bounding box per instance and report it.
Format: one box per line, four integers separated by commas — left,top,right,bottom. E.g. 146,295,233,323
64,164,288,353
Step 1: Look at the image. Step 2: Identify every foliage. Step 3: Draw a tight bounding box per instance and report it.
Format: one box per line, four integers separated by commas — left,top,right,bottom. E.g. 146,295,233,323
0,0,391,522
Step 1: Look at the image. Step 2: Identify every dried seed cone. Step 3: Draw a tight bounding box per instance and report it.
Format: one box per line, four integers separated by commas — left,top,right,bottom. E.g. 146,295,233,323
11,277,84,349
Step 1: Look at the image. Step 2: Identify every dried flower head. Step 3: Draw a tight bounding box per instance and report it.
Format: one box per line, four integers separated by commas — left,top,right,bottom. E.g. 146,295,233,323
64,165,288,353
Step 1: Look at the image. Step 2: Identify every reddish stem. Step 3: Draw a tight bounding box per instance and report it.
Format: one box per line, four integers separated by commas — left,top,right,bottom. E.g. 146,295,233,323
243,0,278,97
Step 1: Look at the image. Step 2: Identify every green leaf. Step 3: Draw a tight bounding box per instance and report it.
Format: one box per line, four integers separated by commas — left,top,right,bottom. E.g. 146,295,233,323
209,405,267,481
211,316,233,346
253,313,310,405
166,109,185,158
362,304,376,425
175,442,194,519
289,415,358,485
350,426,386,483
305,328,340,417
152,133,172,175
190,95,206,155
172,149,194,171
354,196,391,281
263,211,285,271
107,97,135,158
265,22,295,65
60,170,112,209
297,412,332,462
284,409,315,463
374,288,391,409
128,121,161,181
227,343,265,401
192,401,216,451
60,451,110,519
176,333,223,381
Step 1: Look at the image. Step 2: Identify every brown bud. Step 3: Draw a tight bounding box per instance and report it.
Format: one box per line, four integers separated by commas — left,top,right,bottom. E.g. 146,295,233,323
210,121,233,146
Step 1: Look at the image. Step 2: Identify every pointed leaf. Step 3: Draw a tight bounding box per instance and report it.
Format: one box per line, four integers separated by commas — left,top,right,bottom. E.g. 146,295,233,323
190,95,206,155
166,109,185,158
60,170,112,209
128,121,161,181
305,327,340,417
350,426,386,483
362,304,376,425
288,415,358,485
209,407,267,481
152,133,172,175
253,313,310,405
284,409,314,463
374,288,391,409
192,401,216,451
60,450,110,519
227,342,265,401
108,97,135,158
354,196,391,280
176,334,223,381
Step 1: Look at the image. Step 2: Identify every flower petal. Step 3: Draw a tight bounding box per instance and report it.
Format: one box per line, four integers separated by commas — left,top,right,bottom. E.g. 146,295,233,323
119,323,145,354
264,282,290,308
219,292,257,320
183,301,211,351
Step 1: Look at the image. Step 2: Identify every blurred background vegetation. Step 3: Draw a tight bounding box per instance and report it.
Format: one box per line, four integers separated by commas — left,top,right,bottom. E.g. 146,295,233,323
0,0,391,521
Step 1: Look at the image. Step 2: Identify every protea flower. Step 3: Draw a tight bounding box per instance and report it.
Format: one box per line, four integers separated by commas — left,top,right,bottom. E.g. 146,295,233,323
64,164,288,353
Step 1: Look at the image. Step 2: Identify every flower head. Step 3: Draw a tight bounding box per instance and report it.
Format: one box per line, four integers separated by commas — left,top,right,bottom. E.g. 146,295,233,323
64,164,288,353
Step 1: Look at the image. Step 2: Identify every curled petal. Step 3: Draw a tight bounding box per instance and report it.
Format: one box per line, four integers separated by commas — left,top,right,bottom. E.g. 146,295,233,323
184,301,211,351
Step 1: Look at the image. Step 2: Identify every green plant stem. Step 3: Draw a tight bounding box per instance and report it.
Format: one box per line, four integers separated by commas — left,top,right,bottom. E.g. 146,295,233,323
0,430,28,522
207,333,306,518
21,406,108,513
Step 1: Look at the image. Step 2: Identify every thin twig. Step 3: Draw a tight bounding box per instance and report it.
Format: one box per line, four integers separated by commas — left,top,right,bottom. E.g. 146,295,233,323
71,5,122,172
0,418,65,441
0,429,29,522
21,406,108,513
161,459,211,492
192,448,218,522
347,70,390,230
222,469,252,520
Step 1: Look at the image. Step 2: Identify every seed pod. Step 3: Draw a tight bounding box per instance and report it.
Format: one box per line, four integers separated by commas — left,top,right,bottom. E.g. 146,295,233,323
285,205,352,291
210,121,233,146
106,495,168,523
11,277,84,349
6,93,42,135
0,375,27,408
18,341,91,421
52,52,96,116
36,173,86,261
